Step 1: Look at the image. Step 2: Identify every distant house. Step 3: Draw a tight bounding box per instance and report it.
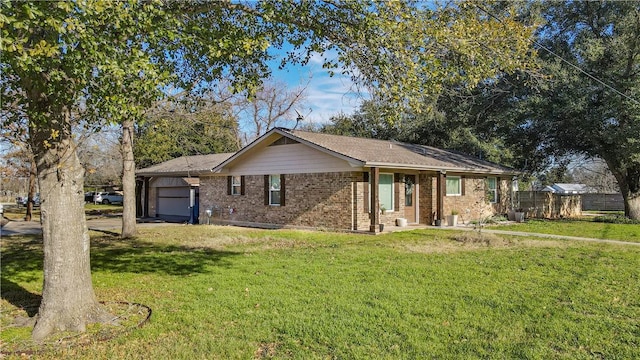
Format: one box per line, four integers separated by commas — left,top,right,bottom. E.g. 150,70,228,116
189,128,519,232
541,183,591,195
136,153,234,222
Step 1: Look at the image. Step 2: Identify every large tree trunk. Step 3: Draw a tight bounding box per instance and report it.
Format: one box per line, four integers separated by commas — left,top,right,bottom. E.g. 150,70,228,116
607,160,640,220
621,168,640,220
121,119,137,238
30,106,111,341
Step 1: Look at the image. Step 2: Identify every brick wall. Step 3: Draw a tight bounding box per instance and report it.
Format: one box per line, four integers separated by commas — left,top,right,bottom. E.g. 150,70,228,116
419,174,435,225
199,171,512,230
199,172,363,230
441,176,512,225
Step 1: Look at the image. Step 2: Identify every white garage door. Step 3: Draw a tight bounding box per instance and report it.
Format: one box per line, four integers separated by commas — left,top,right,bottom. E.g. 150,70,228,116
157,187,190,217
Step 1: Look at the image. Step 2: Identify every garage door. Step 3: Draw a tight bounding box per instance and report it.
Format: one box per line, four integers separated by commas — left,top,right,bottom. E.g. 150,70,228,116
157,187,190,217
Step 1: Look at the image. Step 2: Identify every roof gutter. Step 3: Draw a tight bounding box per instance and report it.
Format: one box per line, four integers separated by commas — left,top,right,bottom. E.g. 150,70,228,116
363,162,521,176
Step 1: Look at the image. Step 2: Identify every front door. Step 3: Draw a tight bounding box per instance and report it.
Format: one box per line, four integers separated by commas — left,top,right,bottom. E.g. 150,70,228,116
404,175,416,223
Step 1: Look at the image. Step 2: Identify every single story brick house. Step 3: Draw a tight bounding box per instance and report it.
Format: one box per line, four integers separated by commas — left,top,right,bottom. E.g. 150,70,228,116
193,128,517,232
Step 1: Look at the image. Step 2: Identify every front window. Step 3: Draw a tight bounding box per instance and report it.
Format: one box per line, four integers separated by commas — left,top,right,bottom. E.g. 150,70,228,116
269,175,281,206
446,176,461,196
487,177,497,203
378,173,394,212
231,176,242,195
367,173,395,212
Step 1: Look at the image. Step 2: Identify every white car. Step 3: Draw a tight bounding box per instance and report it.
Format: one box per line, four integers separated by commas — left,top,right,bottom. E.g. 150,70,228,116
93,192,123,205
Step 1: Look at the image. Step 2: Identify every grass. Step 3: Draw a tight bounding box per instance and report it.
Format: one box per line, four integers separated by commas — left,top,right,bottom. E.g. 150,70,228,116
2,226,639,359
490,218,640,243
2,203,122,221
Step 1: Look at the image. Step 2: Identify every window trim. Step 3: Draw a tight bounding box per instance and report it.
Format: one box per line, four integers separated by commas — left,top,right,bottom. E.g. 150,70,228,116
371,173,394,213
269,174,281,206
446,176,462,196
231,176,242,196
487,177,498,203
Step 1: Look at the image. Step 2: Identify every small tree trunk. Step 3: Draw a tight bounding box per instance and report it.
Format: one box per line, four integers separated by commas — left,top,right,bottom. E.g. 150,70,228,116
25,159,36,221
121,119,137,238
30,107,111,341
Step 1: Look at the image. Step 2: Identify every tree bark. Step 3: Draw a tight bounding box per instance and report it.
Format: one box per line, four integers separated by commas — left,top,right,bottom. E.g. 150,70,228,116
25,158,36,222
607,160,640,220
30,106,111,341
121,119,137,238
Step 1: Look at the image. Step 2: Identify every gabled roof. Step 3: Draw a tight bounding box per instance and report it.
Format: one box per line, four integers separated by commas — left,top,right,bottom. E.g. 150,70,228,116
136,153,235,177
551,183,590,194
214,128,517,175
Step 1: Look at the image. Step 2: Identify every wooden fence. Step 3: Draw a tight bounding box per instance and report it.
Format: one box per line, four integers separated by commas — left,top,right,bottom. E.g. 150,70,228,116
581,193,624,211
515,192,582,219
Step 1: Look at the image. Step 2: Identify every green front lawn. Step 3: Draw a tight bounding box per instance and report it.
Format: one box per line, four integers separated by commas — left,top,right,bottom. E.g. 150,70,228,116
2,227,639,359
2,203,122,221
490,218,640,243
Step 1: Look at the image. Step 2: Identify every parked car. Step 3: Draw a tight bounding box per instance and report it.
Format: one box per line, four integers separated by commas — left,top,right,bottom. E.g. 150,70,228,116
93,192,123,205
84,191,97,203
16,194,40,207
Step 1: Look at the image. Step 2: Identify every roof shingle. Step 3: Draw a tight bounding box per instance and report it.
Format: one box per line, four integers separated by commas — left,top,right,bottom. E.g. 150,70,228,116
284,129,515,174
136,153,234,176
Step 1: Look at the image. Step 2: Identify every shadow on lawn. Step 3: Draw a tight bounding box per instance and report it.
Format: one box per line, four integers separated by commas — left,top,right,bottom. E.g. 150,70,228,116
89,236,241,276
1,277,41,317
1,234,241,285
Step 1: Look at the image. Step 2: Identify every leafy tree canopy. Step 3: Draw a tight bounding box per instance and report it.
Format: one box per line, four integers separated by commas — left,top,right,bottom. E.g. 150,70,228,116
0,0,537,340
135,102,241,169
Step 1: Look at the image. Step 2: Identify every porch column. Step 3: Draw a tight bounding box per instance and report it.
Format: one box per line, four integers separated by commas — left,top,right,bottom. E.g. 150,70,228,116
143,177,150,218
369,167,380,232
436,171,445,224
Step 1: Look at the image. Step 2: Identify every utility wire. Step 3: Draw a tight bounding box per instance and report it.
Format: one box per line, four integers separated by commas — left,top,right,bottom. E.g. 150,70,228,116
474,4,640,106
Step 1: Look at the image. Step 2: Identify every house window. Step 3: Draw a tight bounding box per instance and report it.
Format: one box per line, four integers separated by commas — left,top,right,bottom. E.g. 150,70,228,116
227,175,244,196
367,174,394,212
487,177,497,203
231,176,242,195
269,174,281,206
378,173,394,212
446,176,461,196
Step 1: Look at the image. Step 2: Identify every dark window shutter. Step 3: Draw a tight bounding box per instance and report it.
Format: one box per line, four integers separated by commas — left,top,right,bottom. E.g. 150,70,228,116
264,175,269,205
240,176,246,195
280,174,286,206
394,173,400,211
363,172,369,213
496,177,501,203
227,176,232,195
461,176,466,196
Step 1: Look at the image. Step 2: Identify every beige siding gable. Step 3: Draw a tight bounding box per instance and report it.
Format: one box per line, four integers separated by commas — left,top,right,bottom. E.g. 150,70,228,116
229,143,358,175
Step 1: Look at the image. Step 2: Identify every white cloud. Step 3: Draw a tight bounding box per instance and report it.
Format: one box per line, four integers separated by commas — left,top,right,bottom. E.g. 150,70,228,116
270,54,368,125
304,74,366,124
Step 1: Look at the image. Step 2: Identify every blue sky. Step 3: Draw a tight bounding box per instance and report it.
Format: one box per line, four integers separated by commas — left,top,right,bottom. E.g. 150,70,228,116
267,50,366,126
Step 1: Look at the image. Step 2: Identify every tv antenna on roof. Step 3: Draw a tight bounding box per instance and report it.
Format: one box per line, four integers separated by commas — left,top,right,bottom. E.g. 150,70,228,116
293,108,305,130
